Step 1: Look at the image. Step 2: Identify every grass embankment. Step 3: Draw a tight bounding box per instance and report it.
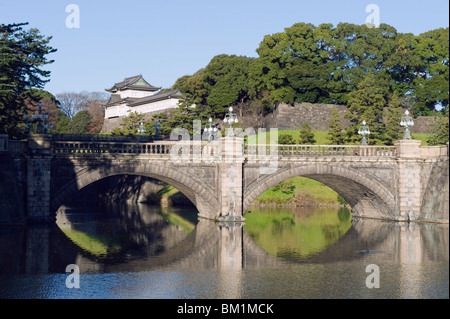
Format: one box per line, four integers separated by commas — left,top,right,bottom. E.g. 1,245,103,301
153,185,194,208
254,176,345,207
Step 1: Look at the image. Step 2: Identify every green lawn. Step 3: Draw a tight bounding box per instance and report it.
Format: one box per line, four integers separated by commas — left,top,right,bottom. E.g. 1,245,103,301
410,133,432,146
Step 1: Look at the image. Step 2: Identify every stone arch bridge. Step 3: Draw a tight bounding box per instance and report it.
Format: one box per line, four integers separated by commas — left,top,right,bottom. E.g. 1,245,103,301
2,134,448,224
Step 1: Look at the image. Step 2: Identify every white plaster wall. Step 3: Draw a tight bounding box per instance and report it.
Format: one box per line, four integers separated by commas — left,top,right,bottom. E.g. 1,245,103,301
105,99,180,118
118,89,157,99
130,98,180,114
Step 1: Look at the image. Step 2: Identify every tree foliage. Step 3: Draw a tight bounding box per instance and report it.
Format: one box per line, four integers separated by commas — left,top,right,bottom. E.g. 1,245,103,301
170,22,447,144
111,111,145,135
67,110,92,134
279,133,296,145
328,108,345,145
299,122,316,144
0,23,56,138
427,110,449,146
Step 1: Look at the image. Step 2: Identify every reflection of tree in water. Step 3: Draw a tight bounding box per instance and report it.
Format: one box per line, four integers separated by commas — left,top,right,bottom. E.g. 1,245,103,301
271,216,296,235
322,208,352,242
244,207,353,260
54,171,199,263
56,201,198,264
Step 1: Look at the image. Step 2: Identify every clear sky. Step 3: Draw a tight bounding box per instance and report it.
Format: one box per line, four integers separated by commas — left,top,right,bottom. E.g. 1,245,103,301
1,0,449,96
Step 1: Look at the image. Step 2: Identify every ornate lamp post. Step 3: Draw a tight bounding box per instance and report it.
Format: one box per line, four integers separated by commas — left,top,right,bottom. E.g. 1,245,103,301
357,120,370,146
204,117,218,142
223,106,238,137
400,110,414,140
25,102,52,134
137,122,146,137
152,118,161,140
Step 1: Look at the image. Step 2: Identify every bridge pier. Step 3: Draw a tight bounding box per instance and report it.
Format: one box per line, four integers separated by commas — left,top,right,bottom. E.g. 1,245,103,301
395,140,424,221
217,137,245,222
26,135,53,223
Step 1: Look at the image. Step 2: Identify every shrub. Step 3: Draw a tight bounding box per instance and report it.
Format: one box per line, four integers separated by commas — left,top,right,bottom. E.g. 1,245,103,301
279,133,296,145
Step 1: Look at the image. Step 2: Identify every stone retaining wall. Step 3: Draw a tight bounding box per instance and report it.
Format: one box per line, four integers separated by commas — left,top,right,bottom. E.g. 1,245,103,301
263,103,435,133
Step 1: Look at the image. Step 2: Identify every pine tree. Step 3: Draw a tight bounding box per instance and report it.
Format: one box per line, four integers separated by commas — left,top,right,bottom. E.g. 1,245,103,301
427,111,449,145
345,74,387,145
0,23,56,138
383,94,403,145
111,111,145,135
299,122,316,144
328,108,345,145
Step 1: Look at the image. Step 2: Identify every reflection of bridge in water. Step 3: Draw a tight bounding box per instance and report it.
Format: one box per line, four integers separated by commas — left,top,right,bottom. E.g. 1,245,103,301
2,216,447,275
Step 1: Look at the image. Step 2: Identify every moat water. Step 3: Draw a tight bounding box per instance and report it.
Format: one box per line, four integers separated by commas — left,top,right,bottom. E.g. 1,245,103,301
0,203,448,299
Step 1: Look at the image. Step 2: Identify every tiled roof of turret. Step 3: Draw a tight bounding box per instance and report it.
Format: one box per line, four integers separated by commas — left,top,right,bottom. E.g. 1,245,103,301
128,89,184,107
105,75,161,92
103,94,139,107
104,89,184,108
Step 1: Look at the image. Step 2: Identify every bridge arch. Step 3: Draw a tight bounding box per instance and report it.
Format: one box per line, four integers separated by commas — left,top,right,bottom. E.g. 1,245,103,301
244,164,398,220
51,162,220,220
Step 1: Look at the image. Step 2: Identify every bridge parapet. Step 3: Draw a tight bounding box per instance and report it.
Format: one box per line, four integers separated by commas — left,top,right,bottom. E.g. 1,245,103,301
52,140,176,155
246,144,398,159
49,138,448,160
419,145,448,158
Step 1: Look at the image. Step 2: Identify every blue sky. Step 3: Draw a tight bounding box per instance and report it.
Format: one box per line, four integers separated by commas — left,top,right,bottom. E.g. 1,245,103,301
1,0,449,96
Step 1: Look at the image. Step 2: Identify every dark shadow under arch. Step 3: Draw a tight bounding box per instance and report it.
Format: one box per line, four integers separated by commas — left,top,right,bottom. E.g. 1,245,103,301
244,164,398,220
51,162,220,221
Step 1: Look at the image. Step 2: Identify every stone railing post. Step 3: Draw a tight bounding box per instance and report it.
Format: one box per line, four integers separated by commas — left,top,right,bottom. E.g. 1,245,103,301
218,137,245,222
394,139,422,221
26,134,53,223
0,134,8,152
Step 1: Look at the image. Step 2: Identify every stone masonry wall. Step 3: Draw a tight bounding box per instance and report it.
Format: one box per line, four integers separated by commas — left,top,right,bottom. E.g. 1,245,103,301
420,158,449,222
0,153,26,224
103,103,436,134
264,103,435,133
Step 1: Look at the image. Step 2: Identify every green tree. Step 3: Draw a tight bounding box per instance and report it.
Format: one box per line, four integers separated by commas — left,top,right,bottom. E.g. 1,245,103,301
427,111,449,145
0,23,56,138
111,111,145,135
23,89,59,134
299,122,316,144
173,69,209,109
383,94,404,145
411,28,449,115
250,30,291,104
204,54,253,116
278,133,296,145
345,74,388,144
67,110,92,134
327,108,345,145
53,109,70,134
